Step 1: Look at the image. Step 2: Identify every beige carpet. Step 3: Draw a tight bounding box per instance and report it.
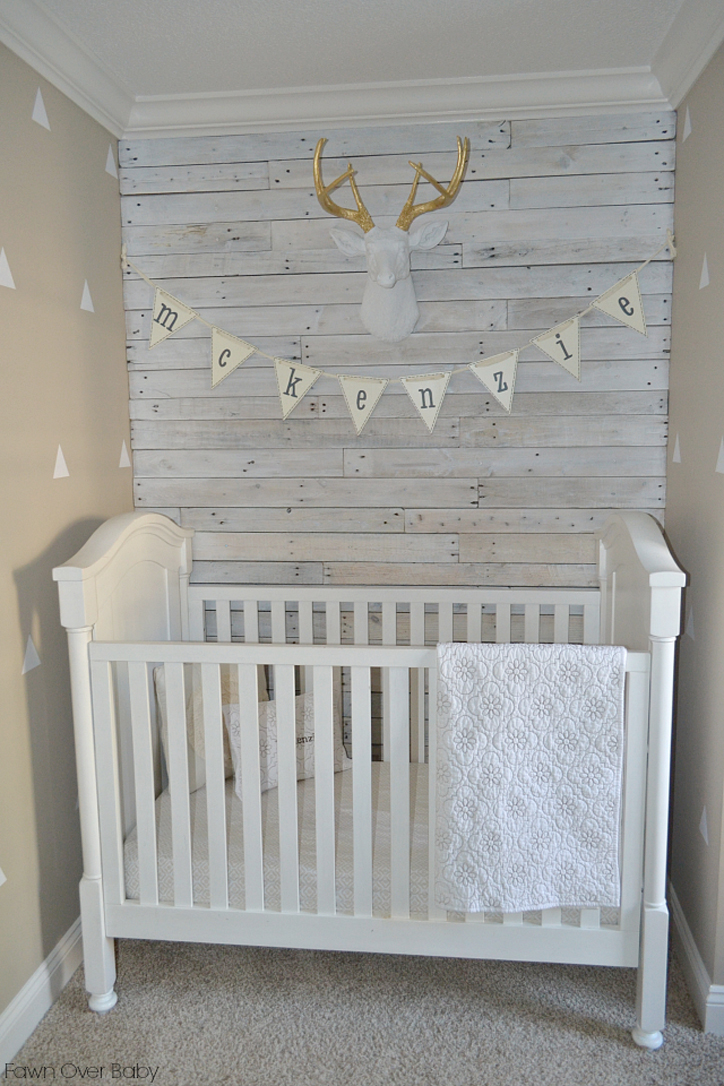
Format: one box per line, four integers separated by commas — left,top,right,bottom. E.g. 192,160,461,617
12,940,724,1086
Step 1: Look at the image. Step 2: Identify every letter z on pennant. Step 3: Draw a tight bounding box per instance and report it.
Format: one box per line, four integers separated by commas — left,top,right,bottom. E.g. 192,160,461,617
149,287,197,347
274,359,321,418
469,350,518,413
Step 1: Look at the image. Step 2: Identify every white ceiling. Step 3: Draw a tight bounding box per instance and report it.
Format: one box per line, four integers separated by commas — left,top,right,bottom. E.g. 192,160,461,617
1,0,724,138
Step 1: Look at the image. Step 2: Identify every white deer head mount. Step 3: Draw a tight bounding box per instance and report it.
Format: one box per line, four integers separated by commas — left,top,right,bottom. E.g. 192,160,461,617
313,137,470,343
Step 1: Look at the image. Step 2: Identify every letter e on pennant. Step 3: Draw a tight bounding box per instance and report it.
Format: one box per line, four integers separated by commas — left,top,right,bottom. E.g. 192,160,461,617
592,272,647,336
274,359,321,418
338,375,388,434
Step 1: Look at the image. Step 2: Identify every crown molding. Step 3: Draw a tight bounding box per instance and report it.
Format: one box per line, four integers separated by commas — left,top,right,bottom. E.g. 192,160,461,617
652,0,724,107
0,0,132,135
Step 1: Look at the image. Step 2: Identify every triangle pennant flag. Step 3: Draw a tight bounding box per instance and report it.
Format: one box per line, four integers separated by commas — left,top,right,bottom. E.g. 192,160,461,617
401,371,451,432
532,317,581,380
469,350,519,413
149,287,197,347
22,635,41,675
105,144,118,178
53,445,69,478
274,359,321,418
592,271,647,336
211,327,256,388
0,248,16,289
700,254,710,290
80,280,94,312
119,440,131,468
683,107,692,142
32,88,50,129
672,434,681,463
716,438,724,474
338,375,388,434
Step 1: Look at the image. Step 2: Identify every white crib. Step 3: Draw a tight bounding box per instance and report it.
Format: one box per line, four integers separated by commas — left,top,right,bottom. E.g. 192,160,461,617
53,510,685,1049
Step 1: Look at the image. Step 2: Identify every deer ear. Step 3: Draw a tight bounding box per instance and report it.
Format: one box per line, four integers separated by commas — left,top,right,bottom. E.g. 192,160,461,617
329,227,366,257
408,220,448,251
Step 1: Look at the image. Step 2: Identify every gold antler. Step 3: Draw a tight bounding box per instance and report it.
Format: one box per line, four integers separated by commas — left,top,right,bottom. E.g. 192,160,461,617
313,138,375,234
395,137,470,232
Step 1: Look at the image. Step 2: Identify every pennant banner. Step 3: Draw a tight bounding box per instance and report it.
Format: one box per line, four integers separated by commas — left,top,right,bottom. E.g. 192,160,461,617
275,359,321,418
149,288,197,348
533,317,581,380
212,328,256,388
338,375,389,434
592,272,647,336
401,371,451,432
469,350,519,413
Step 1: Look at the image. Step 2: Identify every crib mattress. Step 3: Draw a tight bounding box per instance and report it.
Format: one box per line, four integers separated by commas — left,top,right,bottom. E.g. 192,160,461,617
123,763,431,918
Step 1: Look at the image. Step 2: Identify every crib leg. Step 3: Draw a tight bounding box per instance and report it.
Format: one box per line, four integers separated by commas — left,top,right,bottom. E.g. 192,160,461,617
79,875,117,1013
632,901,668,1049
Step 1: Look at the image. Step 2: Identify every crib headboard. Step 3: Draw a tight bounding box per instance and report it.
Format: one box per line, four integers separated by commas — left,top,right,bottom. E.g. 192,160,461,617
53,512,194,642
597,512,685,651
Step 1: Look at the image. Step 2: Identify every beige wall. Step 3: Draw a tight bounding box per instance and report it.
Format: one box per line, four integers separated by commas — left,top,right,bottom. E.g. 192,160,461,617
667,42,724,985
0,44,132,1017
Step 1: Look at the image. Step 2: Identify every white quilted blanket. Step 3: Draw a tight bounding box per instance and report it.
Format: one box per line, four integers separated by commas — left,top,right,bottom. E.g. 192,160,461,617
435,642,626,914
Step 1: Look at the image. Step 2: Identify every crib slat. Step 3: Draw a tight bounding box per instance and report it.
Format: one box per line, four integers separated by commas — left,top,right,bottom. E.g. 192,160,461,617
90,660,125,904
542,908,562,927
275,664,300,912
409,602,426,765
128,662,159,906
381,601,397,762
503,912,523,926
244,601,259,643
271,600,286,644
580,908,601,929
495,604,511,643
351,666,373,918
215,601,232,642
524,604,539,643
314,666,337,916
201,663,228,910
325,601,341,645
354,601,369,645
583,601,599,645
237,663,264,911
438,602,454,643
298,600,314,644
553,604,569,644
466,602,482,643
389,666,410,919
427,665,446,920
160,662,193,908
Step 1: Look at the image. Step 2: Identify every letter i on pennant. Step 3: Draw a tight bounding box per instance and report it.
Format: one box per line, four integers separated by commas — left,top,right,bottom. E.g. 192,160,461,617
469,350,518,413
400,371,451,432
532,317,581,380
338,375,388,434
211,327,256,388
274,359,321,418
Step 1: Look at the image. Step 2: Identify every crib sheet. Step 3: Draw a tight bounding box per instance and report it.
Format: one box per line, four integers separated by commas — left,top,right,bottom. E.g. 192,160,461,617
123,763,431,918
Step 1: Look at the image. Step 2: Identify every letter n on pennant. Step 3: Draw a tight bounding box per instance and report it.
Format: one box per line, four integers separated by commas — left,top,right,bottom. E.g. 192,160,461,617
211,328,256,388
274,359,321,419
532,317,581,380
149,288,196,348
338,375,388,434
592,271,647,336
400,371,451,432
469,350,518,413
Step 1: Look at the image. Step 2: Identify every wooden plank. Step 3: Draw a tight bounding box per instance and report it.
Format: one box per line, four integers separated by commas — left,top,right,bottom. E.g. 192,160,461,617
508,295,670,329
510,112,676,147
180,507,405,532
458,534,596,564
190,562,324,585
123,221,271,257
131,417,460,450
405,508,662,534
119,121,511,168
134,476,479,507
510,172,674,210
132,449,344,478
477,477,665,508
459,415,667,448
120,161,270,195
345,446,666,478
465,238,673,269
192,532,459,563
322,563,599,588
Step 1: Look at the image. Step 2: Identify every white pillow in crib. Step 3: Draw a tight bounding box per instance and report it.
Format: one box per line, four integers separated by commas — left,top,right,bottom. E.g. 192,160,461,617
154,663,269,793
224,691,352,798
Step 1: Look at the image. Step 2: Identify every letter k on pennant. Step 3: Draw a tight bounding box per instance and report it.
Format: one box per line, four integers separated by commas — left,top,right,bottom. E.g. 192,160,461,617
149,288,197,347
274,359,321,418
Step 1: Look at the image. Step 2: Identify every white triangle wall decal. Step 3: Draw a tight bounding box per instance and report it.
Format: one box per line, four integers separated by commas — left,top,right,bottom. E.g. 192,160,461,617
53,445,69,478
0,866,6,888
22,635,41,674
80,281,94,312
700,254,710,290
119,440,131,468
105,144,118,178
672,434,681,463
685,604,694,640
683,107,692,142
32,88,50,129
700,807,709,846
717,439,724,474
0,248,16,289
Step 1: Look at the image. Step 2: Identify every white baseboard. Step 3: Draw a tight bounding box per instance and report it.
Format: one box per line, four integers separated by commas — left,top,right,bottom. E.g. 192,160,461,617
0,917,83,1067
669,881,724,1034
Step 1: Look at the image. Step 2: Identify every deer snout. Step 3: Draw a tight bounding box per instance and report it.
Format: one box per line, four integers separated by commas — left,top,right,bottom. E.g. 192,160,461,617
376,270,396,289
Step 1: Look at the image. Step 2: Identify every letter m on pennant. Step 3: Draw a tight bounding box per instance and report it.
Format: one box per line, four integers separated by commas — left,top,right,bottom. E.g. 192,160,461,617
149,287,196,348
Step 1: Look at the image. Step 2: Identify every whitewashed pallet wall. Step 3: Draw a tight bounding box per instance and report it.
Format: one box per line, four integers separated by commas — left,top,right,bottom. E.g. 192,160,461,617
120,111,674,588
